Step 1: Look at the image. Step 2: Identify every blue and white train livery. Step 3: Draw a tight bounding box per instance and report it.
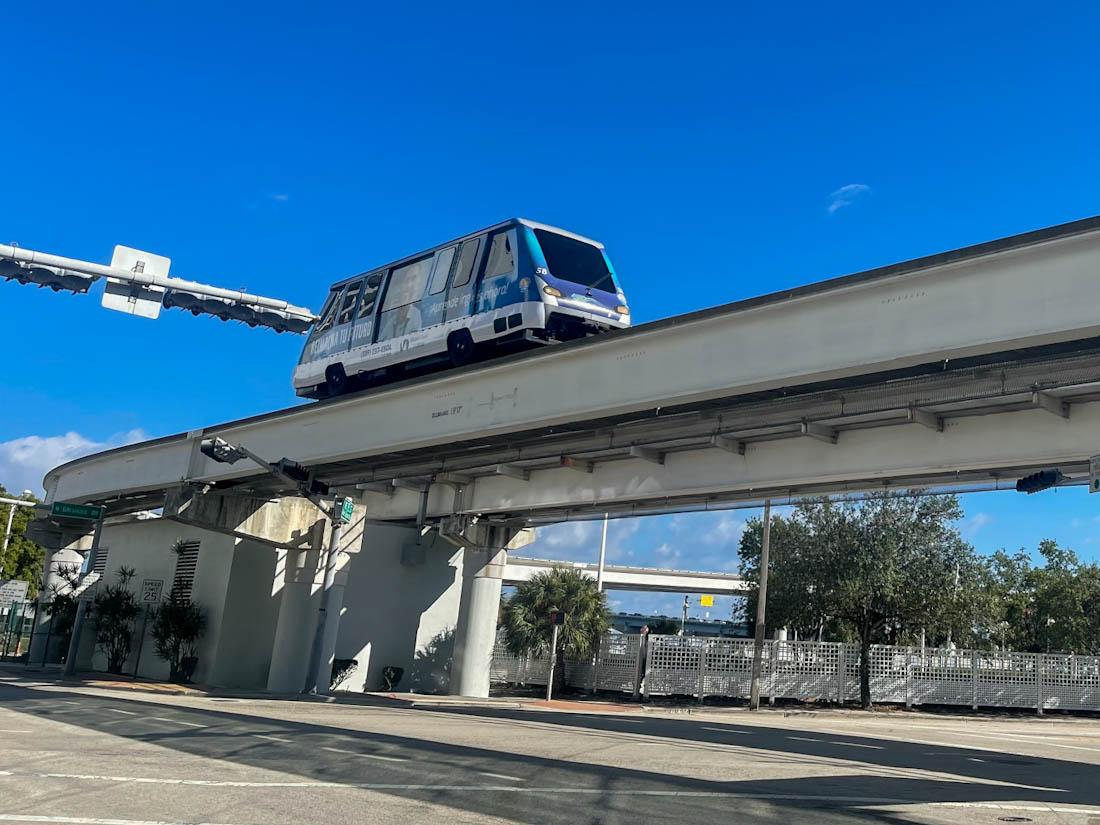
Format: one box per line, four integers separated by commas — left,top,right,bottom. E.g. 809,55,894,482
294,218,629,398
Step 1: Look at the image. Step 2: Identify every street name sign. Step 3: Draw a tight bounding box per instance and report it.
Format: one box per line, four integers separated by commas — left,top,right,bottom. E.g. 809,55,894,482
50,502,104,520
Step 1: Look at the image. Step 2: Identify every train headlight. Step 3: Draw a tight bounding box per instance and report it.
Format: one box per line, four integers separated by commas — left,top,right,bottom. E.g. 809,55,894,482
543,286,563,298
615,305,629,315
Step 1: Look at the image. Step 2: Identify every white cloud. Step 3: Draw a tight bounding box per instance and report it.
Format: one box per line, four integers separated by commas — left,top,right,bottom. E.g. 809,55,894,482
827,183,871,214
702,513,746,546
961,512,993,538
268,193,290,202
0,430,148,495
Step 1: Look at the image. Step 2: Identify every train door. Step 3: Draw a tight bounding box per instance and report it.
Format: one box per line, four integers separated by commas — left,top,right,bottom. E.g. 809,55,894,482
442,236,483,322
420,245,457,329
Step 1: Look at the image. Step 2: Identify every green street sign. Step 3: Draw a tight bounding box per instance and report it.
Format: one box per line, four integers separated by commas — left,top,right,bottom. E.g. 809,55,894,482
336,497,354,525
50,501,104,520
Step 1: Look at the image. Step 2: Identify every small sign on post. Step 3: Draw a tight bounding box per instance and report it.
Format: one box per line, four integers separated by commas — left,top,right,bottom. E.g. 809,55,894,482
140,579,164,604
335,497,354,525
700,595,714,607
0,580,29,606
1090,455,1100,493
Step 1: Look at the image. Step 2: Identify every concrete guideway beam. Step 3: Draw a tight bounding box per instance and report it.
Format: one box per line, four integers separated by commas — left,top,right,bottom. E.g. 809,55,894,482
43,218,1100,509
362,397,1092,521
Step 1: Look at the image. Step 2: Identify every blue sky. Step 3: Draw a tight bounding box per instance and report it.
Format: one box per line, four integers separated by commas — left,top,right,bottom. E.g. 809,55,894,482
3,1,1100,617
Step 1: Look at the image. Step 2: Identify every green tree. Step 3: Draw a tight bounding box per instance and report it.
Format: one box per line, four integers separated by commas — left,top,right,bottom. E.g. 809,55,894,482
500,566,609,698
739,493,991,708
0,486,43,598
93,567,140,674
989,541,1100,654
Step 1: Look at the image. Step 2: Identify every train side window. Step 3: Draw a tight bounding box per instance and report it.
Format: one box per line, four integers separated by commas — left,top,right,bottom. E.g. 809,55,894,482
358,271,384,319
377,256,433,340
315,286,343,333
381,256,433,312
451,238,481,288
428,246,457,295
483,231,514,279
337,280,363,325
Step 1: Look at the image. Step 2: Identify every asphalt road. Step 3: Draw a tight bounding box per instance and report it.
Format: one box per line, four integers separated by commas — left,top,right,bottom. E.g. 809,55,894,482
1,675,1100,825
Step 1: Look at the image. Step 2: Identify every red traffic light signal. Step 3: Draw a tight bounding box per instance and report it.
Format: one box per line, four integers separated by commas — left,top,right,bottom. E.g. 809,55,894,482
549,610,565,625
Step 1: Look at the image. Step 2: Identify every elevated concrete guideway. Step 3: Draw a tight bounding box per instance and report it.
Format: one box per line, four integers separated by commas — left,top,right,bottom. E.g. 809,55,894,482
503,556,747,594
41,215,1100,525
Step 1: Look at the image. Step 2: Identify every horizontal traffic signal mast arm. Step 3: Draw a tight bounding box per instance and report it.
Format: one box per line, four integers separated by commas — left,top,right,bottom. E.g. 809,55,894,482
0,241,317,333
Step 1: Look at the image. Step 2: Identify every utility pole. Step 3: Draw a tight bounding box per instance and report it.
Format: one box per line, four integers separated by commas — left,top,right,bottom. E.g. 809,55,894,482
749,500,772,711
680,595,689,636
596,514,608,591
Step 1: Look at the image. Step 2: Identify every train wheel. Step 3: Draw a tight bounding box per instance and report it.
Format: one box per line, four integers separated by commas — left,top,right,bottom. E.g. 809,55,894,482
324,363,348,397
447,330,475,367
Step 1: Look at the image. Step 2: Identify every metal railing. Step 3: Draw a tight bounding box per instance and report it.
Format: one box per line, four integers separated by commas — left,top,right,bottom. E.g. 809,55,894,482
491,633,1100,712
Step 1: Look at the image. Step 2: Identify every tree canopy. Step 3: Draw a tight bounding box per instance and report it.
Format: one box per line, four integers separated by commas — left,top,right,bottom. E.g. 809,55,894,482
739,493,992,707
0,485,42,598
500,566,609,697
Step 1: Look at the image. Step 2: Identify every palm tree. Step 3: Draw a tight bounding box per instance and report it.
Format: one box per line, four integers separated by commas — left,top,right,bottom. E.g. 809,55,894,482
500,566,609,698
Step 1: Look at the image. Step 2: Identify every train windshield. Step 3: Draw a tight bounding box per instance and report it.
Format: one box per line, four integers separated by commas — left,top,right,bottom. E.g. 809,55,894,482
533,229,615,293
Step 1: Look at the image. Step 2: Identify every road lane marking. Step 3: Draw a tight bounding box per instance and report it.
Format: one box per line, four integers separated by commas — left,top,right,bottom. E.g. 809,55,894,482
787,736,822,742
702,727,747,734
322,746,406,762
924,727,1100,754
252,734,291,743
105,709,137,716
828,741,883,750
1,782,1099,815
148,717,206,729
479,772,525,782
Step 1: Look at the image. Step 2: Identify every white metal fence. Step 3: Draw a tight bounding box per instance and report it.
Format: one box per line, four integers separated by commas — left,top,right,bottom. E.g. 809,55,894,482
491,634,1100,711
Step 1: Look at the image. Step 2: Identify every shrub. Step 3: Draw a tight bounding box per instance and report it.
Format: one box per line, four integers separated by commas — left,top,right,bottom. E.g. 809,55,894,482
151,589,206,683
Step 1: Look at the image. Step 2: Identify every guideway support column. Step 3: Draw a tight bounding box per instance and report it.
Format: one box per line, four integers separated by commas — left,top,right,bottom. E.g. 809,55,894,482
451,547,507,697
25,517,95,666
447,520,534,697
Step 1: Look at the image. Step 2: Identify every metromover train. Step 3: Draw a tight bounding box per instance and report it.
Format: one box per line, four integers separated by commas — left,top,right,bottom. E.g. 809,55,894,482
293,219,630,398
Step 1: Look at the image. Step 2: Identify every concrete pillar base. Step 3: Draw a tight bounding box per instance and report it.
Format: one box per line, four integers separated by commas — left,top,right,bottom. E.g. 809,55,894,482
450,547,506,697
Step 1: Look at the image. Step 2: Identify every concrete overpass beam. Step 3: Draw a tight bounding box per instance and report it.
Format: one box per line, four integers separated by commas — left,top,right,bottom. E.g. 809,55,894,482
163,487,326,550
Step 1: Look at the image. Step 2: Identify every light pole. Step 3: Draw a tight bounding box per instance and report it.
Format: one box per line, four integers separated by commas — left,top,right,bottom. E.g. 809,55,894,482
1,493,35,577
749,500,772,711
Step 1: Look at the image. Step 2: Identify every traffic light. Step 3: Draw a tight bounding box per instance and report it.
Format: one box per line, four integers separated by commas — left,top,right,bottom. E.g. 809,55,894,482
273,458,329,496
0,259,97,293
1015,468,1064,494
549,610,566,625
162,288,313,333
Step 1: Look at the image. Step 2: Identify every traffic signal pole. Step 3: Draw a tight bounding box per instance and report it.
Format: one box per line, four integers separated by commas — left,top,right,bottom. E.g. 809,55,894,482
304,515,346,694
62,516,104,677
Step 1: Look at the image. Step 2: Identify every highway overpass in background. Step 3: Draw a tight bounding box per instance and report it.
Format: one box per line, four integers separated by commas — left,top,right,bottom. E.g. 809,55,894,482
27,215,1100,698
503,556,747,594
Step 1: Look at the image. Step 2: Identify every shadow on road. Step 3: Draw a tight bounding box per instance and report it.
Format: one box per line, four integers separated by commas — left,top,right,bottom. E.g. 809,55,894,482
2,679,1097,825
